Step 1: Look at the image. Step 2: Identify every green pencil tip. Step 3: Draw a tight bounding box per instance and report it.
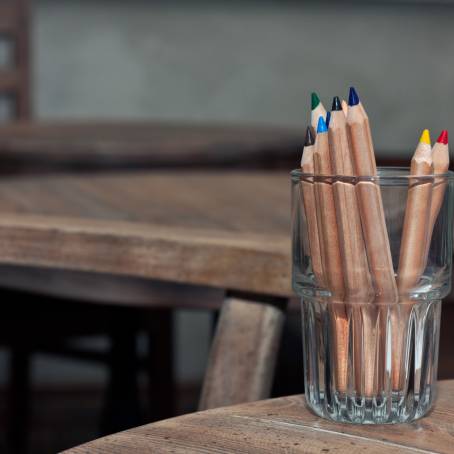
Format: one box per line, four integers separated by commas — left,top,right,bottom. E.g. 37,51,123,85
311,92,320,110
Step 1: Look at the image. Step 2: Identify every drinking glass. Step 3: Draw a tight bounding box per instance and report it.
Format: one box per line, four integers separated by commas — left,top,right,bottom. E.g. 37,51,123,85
291,167,454,423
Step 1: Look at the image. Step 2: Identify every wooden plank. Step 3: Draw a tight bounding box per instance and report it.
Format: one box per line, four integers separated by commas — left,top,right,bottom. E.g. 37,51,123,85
65,380,454,453
199,297,286,409
0,172,292,296
0,214,291,297
0,172,290,232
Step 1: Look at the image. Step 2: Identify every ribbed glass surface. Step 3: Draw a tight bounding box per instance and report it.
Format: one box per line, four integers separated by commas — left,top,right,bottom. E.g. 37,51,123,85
301,298,441,424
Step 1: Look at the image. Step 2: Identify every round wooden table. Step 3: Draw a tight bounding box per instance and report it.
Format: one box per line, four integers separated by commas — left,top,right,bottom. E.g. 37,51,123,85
65,380,454,453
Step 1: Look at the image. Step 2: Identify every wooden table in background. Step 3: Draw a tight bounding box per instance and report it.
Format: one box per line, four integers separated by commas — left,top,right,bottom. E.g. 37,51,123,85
0,171,290,296
66,379,454,453
0,171,292,410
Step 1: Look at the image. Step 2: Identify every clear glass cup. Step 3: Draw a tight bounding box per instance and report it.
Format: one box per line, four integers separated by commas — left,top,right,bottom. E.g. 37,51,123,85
291,167,454,424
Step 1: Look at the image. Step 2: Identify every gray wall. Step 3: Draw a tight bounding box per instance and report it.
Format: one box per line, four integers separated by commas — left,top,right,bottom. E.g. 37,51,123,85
34,1,454,154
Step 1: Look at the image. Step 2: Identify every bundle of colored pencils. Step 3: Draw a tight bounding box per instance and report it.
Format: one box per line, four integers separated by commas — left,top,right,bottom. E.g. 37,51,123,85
300,87,450,395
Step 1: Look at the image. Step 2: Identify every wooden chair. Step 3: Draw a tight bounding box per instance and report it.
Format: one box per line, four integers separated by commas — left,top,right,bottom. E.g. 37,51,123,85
0,0,30,120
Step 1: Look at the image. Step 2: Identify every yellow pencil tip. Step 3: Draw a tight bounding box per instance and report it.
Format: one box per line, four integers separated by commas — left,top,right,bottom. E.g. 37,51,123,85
420,129,431,145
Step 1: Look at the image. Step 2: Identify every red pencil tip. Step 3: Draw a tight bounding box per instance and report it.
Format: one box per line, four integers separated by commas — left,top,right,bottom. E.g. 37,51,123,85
437,130,448,145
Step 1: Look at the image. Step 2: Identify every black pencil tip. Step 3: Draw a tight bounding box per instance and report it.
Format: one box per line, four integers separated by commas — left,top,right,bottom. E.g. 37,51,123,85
305,126,315,146
332,96,342,111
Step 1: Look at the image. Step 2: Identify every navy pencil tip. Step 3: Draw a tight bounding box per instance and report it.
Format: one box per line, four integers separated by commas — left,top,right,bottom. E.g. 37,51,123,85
325,111,331,127
304,126,315,146
348,87,360,106
331,96,342,111
316,116,328,134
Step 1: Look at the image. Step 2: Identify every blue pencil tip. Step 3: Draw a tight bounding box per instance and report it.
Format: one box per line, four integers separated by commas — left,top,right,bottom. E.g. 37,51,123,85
317,116,328,133
348,86,360,106
325,111,331,128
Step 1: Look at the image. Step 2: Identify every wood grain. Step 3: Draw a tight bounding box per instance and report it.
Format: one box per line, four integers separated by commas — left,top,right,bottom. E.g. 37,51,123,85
65,380,454,453
199,297,286,410
0,172,292,297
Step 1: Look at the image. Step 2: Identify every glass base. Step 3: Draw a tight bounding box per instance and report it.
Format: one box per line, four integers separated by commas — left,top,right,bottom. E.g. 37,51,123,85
305,386,435,424
302,298,441,424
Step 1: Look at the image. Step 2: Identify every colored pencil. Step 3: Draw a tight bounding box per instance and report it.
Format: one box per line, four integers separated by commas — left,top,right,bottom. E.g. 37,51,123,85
347,87,398,396
329,96,374,394
347,87,397,302
300,126,325,286
397,129,433,291
313,115,348,392
392,130,434,390
329,96,373,301
425,130,450,263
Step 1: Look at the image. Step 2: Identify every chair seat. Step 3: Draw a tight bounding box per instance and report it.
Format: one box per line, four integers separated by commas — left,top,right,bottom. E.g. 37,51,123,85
65,380,454,453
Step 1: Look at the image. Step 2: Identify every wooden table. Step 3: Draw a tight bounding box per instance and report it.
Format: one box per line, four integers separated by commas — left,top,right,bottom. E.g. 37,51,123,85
0,170,292,410
0,170,290,296
0,121,302,173
65,380,454,453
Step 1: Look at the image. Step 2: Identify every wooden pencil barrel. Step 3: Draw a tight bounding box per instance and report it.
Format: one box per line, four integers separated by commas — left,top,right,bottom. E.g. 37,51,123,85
355,181,398,303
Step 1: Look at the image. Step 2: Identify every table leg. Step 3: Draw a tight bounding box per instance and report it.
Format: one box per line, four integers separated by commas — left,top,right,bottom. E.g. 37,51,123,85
147,309,174,421
199,296,287,410
100,320,141,435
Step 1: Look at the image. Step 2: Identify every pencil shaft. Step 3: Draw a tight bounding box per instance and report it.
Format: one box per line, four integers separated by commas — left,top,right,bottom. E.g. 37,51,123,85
393,135,433,390
397,181,433,290
313,131,348,392
424,140,449,264
301,180,325,286
347,105,397,302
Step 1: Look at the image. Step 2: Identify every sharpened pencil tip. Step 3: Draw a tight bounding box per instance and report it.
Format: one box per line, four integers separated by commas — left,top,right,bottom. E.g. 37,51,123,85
437,130,448,145
348,87,360,106
304,126,315,146
311,92,321,110
331,96,342,111
420,129,431,145
325,111,331,128
316,116,328,134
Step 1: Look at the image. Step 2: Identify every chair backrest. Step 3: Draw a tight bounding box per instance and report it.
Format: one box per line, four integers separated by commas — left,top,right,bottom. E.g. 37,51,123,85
0,0,30,121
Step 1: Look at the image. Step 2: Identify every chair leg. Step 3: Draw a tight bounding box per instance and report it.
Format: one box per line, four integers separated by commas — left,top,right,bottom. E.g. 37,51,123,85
147,309,174,421
100,323,141,435
7,345,31,454
199,296,287,410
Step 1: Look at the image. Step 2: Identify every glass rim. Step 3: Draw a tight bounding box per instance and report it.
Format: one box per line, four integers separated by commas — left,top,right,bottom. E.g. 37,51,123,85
291,166,454,183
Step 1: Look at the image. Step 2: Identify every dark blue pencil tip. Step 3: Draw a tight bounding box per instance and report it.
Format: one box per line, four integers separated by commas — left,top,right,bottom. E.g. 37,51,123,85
348,86,360,106
317,116,328,134
304,126,315,146
325,111,331,128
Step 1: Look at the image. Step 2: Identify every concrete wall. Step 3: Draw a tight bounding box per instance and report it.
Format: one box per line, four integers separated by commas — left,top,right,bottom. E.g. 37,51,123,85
34,0,454,154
